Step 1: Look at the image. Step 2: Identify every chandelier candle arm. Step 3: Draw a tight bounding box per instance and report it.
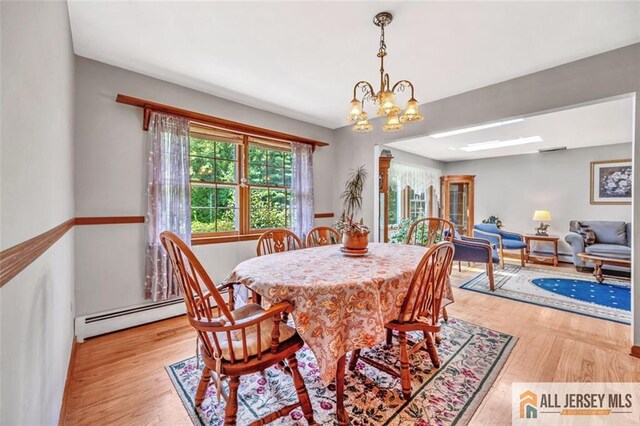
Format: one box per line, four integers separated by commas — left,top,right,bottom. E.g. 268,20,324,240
347,11,425,132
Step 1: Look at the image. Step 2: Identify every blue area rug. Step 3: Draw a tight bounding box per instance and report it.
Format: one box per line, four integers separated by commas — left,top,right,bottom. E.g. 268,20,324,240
531,278,630,311
460,265,631,324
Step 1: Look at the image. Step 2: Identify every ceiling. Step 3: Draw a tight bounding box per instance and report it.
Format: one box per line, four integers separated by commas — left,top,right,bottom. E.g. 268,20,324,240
386,96,634,162
67,1,640,129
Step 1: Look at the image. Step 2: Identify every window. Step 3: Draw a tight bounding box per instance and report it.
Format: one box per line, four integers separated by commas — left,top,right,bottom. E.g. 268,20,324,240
189,125,293,240
247,141,292,230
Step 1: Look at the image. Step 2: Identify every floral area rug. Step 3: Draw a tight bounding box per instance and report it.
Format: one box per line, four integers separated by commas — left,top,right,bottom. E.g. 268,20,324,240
460,265,631,324
166,317,516,425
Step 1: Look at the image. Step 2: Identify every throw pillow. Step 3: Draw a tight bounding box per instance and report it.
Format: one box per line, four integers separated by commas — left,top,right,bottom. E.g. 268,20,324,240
575,222,596,246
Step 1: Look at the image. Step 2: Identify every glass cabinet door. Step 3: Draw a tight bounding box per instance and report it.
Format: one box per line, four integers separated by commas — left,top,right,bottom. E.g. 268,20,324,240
448,182,469,235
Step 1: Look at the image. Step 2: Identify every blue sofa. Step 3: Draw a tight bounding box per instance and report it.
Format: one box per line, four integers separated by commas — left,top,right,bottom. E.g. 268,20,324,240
565,220,631,271
473,223,527,268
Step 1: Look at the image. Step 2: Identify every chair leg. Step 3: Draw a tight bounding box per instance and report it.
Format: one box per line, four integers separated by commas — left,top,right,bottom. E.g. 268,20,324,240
520,248,525,267
458,261,462,272
425,332,441,368
499,247,505,269
195,367,211,407
348,349,361,371
386,328,393,345
442,306,449,322
287,353,316,425
398,332,412,400
487,262,495,291
224,376,240,425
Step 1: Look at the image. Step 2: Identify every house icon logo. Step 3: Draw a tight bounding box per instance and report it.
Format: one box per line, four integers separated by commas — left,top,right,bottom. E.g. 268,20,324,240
520,390,538,419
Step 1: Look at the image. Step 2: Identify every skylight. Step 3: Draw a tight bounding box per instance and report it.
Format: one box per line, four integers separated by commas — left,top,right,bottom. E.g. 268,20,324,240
429,118,524,138
459,136,543,152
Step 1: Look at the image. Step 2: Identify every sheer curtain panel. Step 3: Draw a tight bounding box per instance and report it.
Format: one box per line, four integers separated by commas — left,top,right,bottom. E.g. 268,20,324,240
290,142,314,240
145,112,191,301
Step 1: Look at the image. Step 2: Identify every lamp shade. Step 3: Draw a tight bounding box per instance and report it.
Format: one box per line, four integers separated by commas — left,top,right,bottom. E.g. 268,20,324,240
532,210,551,221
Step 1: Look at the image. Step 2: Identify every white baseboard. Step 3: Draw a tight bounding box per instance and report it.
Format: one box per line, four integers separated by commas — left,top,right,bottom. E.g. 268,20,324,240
74,298,185,342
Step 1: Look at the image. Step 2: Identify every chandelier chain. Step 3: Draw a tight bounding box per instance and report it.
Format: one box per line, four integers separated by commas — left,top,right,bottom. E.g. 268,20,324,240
379,23,387,57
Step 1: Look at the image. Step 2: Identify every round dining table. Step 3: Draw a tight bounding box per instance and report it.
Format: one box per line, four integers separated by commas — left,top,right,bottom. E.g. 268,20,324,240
228,242,450,425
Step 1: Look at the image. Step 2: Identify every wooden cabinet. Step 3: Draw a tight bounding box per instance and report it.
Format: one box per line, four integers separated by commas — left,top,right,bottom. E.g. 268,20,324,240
441,175,475,236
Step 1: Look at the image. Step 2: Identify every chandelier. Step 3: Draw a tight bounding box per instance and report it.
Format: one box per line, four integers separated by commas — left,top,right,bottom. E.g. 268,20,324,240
347,12,424,133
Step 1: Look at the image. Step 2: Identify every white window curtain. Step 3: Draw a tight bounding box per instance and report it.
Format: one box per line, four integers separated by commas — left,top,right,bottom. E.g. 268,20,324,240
389,162,442,200
290,142,314,240
145,112,191,301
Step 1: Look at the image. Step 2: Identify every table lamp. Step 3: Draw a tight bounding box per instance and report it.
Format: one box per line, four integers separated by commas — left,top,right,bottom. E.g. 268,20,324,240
532,210,551,236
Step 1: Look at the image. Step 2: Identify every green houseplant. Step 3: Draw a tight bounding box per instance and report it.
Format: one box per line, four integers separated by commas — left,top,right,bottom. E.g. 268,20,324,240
335,166,370,250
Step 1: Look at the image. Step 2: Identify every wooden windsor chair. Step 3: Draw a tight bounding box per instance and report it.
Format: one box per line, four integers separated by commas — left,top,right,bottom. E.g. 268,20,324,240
349,241,455,400
256,228,303,256
251,228,303,306
160,231,315,425
305,226,341,248
404,217,455,322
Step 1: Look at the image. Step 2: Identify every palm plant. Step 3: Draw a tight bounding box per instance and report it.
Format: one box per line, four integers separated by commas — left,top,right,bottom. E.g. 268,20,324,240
335,166,370,235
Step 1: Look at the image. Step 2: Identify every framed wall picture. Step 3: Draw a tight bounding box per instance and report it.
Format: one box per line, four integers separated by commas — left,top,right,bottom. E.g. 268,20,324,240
590,159,632,205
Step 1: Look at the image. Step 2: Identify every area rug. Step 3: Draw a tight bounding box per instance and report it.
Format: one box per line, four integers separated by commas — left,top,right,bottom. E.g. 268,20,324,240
166,317,516,425
460,265,631,324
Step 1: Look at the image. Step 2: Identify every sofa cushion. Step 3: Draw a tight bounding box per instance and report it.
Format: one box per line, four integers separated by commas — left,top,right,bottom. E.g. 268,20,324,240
501,239,527,250
584,221,627,245
584,243,631,259
474,223,500,234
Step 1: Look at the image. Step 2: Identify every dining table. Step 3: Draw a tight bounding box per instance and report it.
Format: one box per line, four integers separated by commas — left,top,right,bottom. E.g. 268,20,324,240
228,242,454,425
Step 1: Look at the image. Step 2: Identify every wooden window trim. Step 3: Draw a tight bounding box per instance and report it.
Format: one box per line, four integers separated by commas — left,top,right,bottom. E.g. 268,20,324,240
116,94,329,149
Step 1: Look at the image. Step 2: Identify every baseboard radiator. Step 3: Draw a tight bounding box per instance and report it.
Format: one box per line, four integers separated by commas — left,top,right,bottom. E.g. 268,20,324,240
74,298,185,342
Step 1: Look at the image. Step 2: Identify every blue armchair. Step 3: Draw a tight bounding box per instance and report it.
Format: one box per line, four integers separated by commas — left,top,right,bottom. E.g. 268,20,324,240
473,223,526,268
453,231,499,290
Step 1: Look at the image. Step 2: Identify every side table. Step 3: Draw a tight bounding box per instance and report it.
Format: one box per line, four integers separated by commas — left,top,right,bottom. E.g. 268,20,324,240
524,234,559,266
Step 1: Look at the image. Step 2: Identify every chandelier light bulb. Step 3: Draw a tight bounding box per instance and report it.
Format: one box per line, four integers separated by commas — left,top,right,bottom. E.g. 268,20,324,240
382,113,403,132
400,98,424,123
377,90,400,117
352,112,373,133
346,99,364,123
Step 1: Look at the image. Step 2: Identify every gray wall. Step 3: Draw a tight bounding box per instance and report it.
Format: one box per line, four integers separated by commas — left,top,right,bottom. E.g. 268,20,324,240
1,2,76,424
73,57,337,315
444,143,632,258
333,43,640,345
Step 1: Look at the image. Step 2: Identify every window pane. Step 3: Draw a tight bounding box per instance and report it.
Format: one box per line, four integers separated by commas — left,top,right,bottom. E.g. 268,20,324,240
284,166,292,187
268,150,283,167
191,185,216,208
190,157,215,182
249,145,267,165
216,187,236,208
191,208,217,233
250,188,271,229
190,138,216,158
284,152,292,167
249,164,267,185
269,189,287,228
215,141,236,160
215,159,237,183
269,167,284,187
216,208,237,232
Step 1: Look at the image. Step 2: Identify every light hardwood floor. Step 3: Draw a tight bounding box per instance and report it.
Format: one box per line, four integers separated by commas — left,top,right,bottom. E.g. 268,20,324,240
62,261,640,425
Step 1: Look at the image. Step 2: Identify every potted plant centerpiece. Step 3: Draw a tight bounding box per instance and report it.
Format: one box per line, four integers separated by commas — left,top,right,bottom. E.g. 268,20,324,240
336,166,370,254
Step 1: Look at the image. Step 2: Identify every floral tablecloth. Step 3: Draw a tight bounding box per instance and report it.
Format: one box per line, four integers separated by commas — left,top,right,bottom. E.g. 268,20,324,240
229,243,451,386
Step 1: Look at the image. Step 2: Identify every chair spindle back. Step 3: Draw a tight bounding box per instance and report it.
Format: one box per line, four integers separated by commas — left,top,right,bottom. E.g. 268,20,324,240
305,226,341,248
398,241,455,325
405,217,455,247
257,228,303,256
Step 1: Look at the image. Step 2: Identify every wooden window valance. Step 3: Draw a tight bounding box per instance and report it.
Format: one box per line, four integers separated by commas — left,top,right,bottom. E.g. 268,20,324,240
116,94,329,149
